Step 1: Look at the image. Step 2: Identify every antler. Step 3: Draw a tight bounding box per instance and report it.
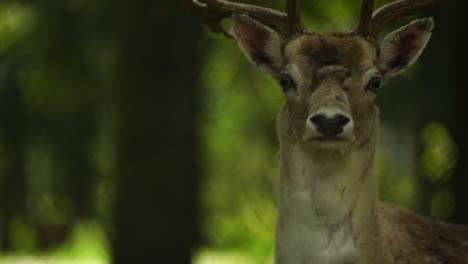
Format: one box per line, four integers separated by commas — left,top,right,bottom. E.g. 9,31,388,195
369,0,443,38
356,0,443,40
187,0,305,38
286,0,305,35
356,0,374,37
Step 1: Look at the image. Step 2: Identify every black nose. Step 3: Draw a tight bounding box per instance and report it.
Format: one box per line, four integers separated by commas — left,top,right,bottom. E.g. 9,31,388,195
310,114,350,137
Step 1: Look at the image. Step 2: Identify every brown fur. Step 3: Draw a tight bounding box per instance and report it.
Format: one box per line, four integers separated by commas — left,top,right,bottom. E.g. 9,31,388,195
228,14,467,263
234,15,275,66
298,34,368,68
278,33,468,263
380,202,468,263
282,34,378,149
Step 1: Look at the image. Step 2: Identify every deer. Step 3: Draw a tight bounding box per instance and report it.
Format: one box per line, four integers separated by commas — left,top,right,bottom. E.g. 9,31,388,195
188,0,468,263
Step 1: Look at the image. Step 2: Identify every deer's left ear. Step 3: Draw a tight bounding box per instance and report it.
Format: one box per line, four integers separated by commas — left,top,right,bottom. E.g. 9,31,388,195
377,18,434,79
232,14,284,76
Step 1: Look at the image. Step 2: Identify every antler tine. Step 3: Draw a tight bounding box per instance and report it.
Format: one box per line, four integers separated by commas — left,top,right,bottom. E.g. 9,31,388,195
286,0,306,34
187,0,290,38
369,0,443,39
356,0,374,37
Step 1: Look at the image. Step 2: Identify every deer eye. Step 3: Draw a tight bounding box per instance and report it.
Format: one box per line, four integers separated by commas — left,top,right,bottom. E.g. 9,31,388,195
367,76,381,93
279,73,295,91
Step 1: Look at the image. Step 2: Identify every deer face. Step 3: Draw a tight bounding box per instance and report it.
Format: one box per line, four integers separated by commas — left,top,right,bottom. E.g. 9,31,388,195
232,14,433,151
278,33,377,150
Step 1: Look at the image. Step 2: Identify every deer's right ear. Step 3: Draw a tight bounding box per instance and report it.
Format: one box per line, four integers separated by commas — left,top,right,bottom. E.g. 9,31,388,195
232,14,284,76
376,18,434,79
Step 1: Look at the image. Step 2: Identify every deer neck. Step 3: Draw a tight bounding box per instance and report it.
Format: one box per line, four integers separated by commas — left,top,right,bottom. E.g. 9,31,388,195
275,120,386,263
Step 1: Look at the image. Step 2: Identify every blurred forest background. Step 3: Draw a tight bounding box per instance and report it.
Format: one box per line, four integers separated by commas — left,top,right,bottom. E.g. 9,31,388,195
0,0,466,263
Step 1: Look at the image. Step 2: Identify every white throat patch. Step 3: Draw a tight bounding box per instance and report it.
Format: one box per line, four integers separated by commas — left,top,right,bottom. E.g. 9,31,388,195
276,144,371,264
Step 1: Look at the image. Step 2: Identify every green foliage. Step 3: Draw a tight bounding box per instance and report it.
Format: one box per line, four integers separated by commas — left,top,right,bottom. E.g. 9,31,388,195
0,222,109,263
0,0,112,258
420,122,458,220
430,188,455,221
199,37,280,255
195,249,272,264
50,222,108,261
0,3,35,53
376,124,422,210
10,216,38,253
421,122,457,184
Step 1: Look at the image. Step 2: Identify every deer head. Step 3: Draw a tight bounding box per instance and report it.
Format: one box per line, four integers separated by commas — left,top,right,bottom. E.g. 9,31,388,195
189,0,441,154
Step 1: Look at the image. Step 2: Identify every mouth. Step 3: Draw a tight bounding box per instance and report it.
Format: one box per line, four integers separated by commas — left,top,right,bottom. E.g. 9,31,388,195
301,135,354,149
313,136,347,143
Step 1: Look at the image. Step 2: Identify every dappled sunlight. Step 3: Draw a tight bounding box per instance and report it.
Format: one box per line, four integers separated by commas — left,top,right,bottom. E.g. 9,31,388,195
0,222,109,264
199,36,280,254
420,122,457,220
0,257,104,264
49,222,108,261
193,251,256,264
193,249,273,264
421,122,457,184
0,3,34,52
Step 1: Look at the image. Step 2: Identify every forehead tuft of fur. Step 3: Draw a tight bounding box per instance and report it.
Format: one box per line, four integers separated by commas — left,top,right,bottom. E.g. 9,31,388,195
284,34,376,68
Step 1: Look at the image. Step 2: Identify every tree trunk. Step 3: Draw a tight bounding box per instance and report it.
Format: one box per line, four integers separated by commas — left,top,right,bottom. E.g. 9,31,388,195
0,66,26,252
112,1,203,262
448,0,468,225
418,0,468,224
